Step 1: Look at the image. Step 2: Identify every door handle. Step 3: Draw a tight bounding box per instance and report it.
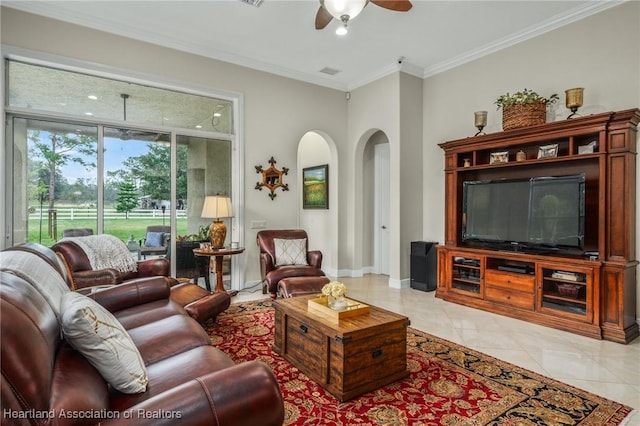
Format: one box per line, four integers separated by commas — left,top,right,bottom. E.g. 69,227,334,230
381,226,387,229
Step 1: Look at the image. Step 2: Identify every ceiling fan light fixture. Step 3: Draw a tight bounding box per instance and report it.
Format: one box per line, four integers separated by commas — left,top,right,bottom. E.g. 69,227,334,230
336,16,349,35
322,0,366,21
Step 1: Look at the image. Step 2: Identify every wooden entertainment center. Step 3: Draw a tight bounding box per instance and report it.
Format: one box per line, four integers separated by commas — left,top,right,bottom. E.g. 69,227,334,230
436,109,640,343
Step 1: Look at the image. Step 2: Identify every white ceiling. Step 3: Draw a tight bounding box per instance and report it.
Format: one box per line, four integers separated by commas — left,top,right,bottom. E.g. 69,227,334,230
3,1,623,91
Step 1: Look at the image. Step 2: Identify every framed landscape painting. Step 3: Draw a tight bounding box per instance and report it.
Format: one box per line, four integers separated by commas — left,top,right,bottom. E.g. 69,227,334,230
302,164,329,209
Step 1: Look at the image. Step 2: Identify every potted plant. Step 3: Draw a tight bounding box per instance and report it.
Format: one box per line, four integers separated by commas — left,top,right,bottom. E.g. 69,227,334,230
495,88,559,130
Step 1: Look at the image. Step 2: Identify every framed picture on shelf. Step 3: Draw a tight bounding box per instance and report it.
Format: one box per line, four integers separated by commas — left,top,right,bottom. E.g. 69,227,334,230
537,143,558,158
578,140,597,154
489,151,509,164
302,164,329,209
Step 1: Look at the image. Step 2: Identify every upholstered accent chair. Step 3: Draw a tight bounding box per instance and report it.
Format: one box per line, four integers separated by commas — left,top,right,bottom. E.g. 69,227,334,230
139,225,170,258
256,229,325,298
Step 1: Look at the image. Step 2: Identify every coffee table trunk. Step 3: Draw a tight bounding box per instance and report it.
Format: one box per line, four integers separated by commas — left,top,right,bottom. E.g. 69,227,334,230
272,295,409,401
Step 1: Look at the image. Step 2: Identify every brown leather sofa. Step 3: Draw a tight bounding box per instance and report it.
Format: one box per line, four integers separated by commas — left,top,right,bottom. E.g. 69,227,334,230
1,243,284,426
257,229,325,298
52,238,230,323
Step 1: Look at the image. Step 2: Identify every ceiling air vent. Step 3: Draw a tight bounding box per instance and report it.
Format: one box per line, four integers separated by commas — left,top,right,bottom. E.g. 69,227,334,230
319,67,341,76
239,0,263,7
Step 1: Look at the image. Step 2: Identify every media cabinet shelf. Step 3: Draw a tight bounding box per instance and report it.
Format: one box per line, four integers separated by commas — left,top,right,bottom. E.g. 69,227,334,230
437,109,640,343
451,256,482,296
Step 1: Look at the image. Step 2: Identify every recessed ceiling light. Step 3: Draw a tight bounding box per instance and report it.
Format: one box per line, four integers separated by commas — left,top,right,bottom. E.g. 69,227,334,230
88,95,98,100
213,112,222,117
84,112,93,116
195,125,202,129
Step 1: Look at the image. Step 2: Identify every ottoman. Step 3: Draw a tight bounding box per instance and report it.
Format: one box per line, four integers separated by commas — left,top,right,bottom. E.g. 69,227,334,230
278,276,331,298
170,280,231,323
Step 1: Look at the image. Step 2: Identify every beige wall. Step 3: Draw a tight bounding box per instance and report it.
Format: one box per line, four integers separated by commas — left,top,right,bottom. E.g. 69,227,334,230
298,131,338,277
399,72,424,282
422,1,640,313
346,73,400,279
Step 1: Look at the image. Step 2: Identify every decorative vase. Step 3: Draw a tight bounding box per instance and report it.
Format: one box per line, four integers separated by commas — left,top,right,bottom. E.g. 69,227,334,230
328,295,348,311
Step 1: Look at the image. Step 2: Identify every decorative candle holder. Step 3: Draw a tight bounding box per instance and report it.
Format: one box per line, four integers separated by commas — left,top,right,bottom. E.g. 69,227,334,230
474,111,487,136
565,88,584,119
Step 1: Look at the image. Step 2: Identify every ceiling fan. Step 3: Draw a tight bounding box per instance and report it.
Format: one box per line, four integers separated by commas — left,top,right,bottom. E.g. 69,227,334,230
315,0,412,35
115,93,167,142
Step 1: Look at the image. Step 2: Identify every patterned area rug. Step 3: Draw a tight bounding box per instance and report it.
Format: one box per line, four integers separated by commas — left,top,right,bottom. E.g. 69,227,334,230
205,300,633,425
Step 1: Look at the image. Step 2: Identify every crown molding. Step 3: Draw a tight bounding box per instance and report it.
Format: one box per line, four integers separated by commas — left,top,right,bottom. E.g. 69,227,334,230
3,1,626,90
2,1,349,91
422,0,625,79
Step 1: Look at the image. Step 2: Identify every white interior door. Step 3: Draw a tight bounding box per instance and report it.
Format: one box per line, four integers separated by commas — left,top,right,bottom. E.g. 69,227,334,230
374,143,390,275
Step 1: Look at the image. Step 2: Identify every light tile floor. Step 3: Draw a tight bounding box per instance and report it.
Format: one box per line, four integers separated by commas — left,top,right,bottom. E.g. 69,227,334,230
234,274,640,410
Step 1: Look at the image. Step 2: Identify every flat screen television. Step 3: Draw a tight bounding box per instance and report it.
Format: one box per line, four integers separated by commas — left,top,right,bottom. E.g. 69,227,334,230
462,174,586,253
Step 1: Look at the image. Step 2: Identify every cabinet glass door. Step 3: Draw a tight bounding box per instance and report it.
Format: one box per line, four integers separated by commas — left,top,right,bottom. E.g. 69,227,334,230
538,265,592,321
451,256,482,297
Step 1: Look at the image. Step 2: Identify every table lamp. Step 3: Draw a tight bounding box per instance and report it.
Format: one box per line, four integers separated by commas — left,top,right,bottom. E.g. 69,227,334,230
201,195,234,249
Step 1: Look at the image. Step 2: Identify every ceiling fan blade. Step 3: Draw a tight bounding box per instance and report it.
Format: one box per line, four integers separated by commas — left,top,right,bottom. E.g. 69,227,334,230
370,0,412,12
315,5,333,29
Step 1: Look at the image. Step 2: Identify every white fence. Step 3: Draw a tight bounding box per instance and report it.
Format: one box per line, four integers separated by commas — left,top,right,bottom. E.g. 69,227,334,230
29,207,188,221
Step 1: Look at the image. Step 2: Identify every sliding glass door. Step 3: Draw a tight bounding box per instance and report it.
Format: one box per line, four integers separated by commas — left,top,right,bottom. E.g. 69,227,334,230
11,117,98,245
103,127,172,244
6,59,241,288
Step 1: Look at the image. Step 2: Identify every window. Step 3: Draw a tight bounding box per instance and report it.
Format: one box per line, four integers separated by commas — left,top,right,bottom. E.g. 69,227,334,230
11,117,98,245
6,59,241,288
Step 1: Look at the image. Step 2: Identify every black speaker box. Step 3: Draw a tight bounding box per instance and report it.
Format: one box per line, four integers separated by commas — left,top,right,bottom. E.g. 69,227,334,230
410,241,438,292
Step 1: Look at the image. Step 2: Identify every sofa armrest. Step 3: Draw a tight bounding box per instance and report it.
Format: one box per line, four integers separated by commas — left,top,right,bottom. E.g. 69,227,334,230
307,250,323,269
102,362,284,426
88,277,171,312
137,257,170,277
259,252,274,280
72,268,123,290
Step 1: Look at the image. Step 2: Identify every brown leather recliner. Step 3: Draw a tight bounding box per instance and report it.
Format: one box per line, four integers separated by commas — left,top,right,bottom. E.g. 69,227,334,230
53,238,173,289
1,243,284,426
257,229,325,298
52,237,230,323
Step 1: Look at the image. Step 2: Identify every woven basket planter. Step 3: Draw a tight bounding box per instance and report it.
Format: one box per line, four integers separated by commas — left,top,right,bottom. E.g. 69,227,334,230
502,101,547,130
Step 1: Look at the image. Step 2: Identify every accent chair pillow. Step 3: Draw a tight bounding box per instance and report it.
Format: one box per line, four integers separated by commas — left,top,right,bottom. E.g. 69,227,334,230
61,292,148,394
145,231,164,247
274,238,308,266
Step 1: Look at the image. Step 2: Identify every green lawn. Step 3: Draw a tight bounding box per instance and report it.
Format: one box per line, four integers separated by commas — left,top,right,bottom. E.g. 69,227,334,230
28,218,188,246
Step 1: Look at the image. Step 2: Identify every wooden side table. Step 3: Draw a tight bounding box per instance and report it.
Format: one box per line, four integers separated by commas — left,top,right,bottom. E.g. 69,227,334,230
193,247,245,293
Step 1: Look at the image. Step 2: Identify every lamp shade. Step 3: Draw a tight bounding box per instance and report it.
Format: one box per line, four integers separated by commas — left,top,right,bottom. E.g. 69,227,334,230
201,195,234,219
322,0,367,20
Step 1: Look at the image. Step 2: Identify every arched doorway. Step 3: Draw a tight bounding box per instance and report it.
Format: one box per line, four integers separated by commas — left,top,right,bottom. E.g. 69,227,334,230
297,131,339,277
361,131,391,276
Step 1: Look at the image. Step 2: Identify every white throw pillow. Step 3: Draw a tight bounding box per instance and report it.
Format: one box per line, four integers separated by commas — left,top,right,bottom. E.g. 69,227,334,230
274,238,308,266
61,292,148,394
